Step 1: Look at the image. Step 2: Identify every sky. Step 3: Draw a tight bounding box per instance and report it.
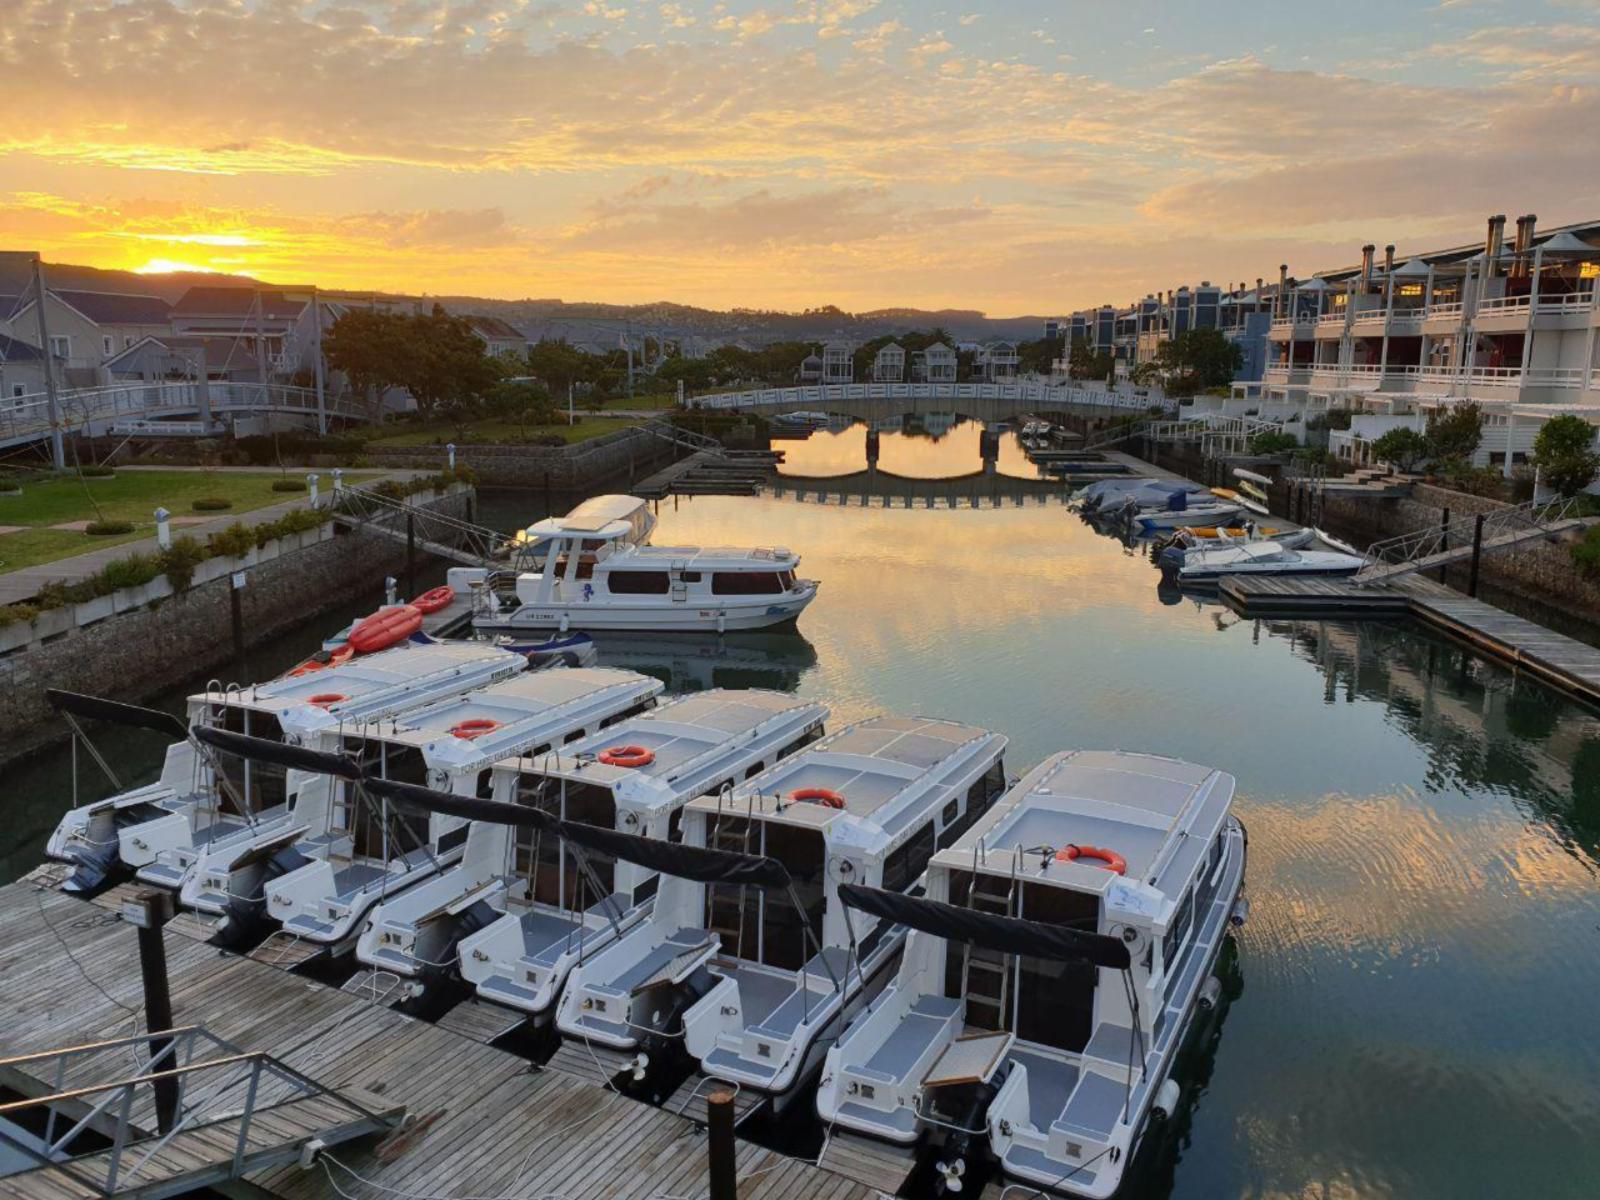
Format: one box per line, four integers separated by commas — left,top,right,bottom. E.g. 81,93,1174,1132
1,0,1598,314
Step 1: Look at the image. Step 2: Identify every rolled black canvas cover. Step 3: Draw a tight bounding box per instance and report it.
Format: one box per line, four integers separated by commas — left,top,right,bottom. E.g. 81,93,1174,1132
553,820,792,889
362,776,558,832
47,689,189,741
838,883,1131,971
192,725,363,782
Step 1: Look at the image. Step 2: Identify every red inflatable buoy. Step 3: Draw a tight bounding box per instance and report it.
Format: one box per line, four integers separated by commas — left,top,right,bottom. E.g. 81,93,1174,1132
449,718,501,740
1054,844,1127,875
598,745,655,768
412,586,455,615
347,605,423,654
789,787,846,810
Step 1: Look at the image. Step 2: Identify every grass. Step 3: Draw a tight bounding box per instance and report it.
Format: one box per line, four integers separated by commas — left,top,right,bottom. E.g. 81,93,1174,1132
367,416,642,448
0,469,377,573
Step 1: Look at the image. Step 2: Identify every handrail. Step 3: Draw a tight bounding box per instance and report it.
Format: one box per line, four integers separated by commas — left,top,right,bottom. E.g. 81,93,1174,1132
1353,495,1583,584
0,1026,208,1070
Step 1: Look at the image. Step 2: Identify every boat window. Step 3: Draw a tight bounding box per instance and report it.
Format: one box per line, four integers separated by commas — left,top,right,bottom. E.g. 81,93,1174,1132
882,820,936,893
936,758,1007,850
563,729,585,744
745,761,765,780
511,776,617,906
778,724,825,759
475,770,495,799
940,798,959,828
679,571,703,583
711,571,785,595
607,571,671,595
1163,887,1196,993
777,570,796,589
703,817,825,971
216,708,287,815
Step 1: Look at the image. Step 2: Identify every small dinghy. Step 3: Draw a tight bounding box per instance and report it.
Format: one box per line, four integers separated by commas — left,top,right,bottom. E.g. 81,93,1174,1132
816,750,1248,1198
1131,500,1245,532
1164,540,1366,585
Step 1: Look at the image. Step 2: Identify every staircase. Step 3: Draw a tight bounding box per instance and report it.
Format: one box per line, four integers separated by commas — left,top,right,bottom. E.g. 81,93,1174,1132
1354,495,1587,585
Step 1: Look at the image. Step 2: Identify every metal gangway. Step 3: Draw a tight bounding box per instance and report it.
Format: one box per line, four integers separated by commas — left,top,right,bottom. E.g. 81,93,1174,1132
636,418,728,457
329,481,539,572
0,1025,403,1200
1353,494,1588,586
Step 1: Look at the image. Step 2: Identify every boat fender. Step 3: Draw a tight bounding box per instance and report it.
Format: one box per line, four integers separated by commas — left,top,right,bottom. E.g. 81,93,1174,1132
790,787,846,809
308,692,347,709
1054,844,1127,874
449,718,502,740
599,744,655,768
1152,1079,1181,1122
1198,975,1223,1012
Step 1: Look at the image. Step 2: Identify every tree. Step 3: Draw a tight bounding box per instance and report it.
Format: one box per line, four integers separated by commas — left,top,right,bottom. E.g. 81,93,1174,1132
1152,329,1243,397
1067,337,1114,383
1371,427,1429,472
325,305,503,422
324,309,412,411
525,338,596,405
1015,337,1057,376
1424,401,1483,466
1532,413,1600,497
485,379,556,438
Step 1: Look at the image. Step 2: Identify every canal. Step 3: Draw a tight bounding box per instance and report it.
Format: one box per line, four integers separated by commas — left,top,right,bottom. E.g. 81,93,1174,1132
6,419,1599,1198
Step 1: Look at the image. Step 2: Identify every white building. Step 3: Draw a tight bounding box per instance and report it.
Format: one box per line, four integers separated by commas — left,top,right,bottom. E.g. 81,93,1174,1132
975,340,1020,381
822,340,854,384
912,341,957,383
872,342,905,382
798,351,823,383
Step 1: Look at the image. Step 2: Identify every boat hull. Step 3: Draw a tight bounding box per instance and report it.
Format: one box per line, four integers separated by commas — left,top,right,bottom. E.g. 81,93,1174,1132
474,585,817,635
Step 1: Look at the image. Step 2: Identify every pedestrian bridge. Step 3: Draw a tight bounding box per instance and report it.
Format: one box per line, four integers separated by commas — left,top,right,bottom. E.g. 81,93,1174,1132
694,380,1169,423
0,381,374,451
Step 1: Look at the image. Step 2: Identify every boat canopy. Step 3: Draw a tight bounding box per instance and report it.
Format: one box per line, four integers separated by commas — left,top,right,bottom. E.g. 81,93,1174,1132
523,494,654,543
47,689,189,740
192,724,363,780
838,883,1131,970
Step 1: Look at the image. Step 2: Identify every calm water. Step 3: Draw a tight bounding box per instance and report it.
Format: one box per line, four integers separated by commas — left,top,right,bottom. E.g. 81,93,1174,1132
8,420,1600,1198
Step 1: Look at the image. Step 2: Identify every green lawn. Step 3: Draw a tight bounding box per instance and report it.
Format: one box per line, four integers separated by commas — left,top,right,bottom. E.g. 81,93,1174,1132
367,416,642,448
0,469,376,573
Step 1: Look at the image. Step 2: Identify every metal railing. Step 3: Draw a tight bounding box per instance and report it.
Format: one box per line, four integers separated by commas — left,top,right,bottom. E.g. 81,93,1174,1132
0,1026,386,1197
1353,494,1584,584
331,481,528,572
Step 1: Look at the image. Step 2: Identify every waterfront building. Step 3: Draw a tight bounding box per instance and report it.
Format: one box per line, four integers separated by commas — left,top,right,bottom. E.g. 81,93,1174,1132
0,289,171,386
872,341,905,382
798,350,824,383
911,341,957,383
0,332,61,399
822,340,854,384
975,340,1020,381
464,315,530,361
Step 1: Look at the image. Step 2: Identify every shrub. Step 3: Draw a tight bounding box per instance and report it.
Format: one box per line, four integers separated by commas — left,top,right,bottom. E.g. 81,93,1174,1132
158,536,206,592
1435,460,1505,499
1531,413,1600,498
1571,526,1600,579
191,497,233,511
78,464,115,478
0,602,39,628
84,520,134,536
1370,427,1428,472
254,507,330,547
1509,465,1537,503
271,478,307,493
98,553,161,591
206,523,256,558
1424,402,1483,466
1249,431,1300,456
0,472,21,493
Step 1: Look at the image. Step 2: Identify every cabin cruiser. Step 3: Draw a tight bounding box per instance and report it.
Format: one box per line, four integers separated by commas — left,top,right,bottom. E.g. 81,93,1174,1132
816,750,1248,1198
185,667,660,947
240,668,661,953
447,495,657,598
557,716,1009,1106
43,642,524,894
1162,540,1366,585
455,691,829,1022
470,516,819,634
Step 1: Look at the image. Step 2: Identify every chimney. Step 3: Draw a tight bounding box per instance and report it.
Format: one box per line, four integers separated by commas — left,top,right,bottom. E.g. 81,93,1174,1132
1512,213,1538,277
1278,264,1289,317
1484,214,1506,275
1383,244,1395,276
1360,244,1375,291
1256,276,1265,311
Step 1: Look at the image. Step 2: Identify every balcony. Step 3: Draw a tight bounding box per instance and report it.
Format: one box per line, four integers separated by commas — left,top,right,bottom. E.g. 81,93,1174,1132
1316,311,1347,327
1474,294,1532,317
1425,300,1465,320
1350,308,1388,328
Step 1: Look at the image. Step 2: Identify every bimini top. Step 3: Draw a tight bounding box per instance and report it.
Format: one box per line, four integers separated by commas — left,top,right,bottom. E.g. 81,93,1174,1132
194,642,526,729
524,494,655,543
502,689,829,809
937,750,1235,900
371,667,665,772
689,716,1006,844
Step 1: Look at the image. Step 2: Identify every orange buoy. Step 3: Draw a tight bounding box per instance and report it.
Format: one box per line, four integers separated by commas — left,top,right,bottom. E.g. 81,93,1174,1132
598,744,655,768
308,692,348,709
1055,844,1127,875
449,717,501,740
347,605,423,654
287,644,354,677
789,787,846,809
412,585,456,615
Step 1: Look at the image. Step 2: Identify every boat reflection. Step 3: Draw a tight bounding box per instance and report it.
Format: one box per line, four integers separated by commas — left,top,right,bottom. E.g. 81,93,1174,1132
586,629,820,693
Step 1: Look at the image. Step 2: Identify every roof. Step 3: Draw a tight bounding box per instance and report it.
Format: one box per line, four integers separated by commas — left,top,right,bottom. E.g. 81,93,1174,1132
874,342,904,356
923,342,956,356
467,315,527,341
524,494,656,542
0,333,46,363
53,290,171,326
619,543,798,569
171,287,305,320
940,750,1234,898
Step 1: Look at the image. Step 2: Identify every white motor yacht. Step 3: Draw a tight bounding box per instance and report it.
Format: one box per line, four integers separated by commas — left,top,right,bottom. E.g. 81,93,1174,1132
185,667,660,949
43,642,525,895
1166,540,1366,585
816,750,1248,1199
556,716,1009,1107
455,690,830,1022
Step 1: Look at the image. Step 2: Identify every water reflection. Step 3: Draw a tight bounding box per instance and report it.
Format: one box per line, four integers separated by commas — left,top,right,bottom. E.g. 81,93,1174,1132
775,415,1044,480
586,630,818,694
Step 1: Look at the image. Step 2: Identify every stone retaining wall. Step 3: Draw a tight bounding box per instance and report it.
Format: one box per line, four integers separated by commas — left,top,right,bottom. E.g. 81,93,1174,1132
0,488,471,763
367,426,676,489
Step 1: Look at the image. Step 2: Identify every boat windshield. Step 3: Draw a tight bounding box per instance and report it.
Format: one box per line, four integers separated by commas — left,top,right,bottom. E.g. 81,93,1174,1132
702,815,825,970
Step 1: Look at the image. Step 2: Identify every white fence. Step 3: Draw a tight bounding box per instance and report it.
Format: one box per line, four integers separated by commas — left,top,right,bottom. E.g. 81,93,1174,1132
691,380,1173,414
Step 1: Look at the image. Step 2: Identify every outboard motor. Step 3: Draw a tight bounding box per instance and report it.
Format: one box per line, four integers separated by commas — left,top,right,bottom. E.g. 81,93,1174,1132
215,842,311,949
1158,544,1186,576
397,897,501,1020
1165,488,1188,512
921,1076,1005,1196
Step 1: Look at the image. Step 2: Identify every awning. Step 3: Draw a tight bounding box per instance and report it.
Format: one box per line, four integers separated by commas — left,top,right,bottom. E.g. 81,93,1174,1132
554,821,793,889
837,884,1131,970
192,724,363,781
46,689,189,741
362,777,557,832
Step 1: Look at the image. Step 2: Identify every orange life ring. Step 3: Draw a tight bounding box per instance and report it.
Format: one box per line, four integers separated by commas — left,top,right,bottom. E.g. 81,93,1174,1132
1055,844,1126,875
412,585,456,615
790,787,846,810
599,744,655,768
308,692,348,709
449,718,501,740
287,644,353,678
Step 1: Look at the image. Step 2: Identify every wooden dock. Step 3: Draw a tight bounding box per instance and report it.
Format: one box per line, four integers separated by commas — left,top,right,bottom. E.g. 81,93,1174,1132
0,880,881,1200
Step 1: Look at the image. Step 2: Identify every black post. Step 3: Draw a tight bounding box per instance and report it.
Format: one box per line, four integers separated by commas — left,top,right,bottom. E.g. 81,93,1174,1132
229,573,245,670
1438,507,1451,582
130,890,179,1134
406,512,416,600
707,1089,737,1200
1468,513,1486,597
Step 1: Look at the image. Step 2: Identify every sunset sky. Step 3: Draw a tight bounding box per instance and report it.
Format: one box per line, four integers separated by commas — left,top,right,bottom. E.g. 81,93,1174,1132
3,0,1598,313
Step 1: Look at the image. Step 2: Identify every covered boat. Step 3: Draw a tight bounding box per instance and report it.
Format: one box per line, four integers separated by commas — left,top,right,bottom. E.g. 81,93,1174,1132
1164,540,1366,584
455,690,829,1021
816,750,1248,1198
556,716,1009,1106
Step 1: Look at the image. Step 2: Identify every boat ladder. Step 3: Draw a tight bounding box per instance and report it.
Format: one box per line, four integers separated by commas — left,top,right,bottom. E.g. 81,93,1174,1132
960,854,1017,1031
705,785,754,955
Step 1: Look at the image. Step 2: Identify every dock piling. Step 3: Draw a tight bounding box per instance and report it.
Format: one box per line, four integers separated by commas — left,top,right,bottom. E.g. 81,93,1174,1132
128,889,179,1134
707,1089,738,1200
406,513,417,600
1469,513,1486,597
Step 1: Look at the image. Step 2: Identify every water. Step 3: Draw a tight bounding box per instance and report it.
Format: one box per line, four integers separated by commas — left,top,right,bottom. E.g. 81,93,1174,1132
9,421,1600,1198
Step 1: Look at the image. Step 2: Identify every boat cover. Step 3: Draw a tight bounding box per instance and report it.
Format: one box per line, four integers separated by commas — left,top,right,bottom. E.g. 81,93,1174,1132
46,689,190,741
191,724,363,781
553,821,794,889
362,777,558,833
837,883,1131,970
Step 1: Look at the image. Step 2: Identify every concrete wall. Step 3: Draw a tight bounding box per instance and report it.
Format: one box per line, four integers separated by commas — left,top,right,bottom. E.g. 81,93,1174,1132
367,426,675,489
0,489,470,763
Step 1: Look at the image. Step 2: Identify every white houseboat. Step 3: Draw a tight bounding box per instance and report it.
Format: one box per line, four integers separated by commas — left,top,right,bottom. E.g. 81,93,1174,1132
43,642,525,894
453,691,830,1022
815,750,1248,1198
556,716,1009,1106
184,667,661,948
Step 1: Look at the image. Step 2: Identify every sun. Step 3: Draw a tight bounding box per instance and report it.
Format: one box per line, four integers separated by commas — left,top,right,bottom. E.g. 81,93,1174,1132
132,257,252,276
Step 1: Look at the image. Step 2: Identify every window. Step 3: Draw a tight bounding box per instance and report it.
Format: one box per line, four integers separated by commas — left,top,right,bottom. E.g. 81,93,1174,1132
712,571,784,595
704,818,825,969
124,336,136,348
606,570,670,595
1163,887,1196,994
881,820,936,893
102,335,115,356
49,335,69,359
778,724,825,760
512,776,617,906
679,571,702,583
744,761,765,780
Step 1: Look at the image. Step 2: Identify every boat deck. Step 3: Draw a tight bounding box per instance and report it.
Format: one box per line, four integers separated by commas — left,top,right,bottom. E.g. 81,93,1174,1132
0,877,875,1200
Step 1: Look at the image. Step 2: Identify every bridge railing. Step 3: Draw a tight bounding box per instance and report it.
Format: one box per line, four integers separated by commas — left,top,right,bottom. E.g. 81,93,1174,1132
690,380,1174,414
